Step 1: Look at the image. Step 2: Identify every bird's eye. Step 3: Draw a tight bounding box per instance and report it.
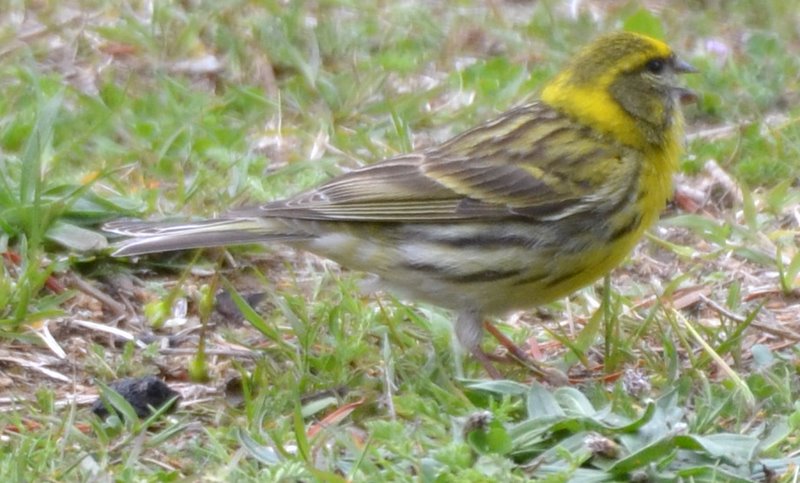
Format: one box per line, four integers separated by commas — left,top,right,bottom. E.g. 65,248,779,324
646,59,665,74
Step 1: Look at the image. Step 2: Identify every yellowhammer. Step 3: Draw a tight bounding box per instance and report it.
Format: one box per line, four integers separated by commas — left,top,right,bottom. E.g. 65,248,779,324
107,32,697,378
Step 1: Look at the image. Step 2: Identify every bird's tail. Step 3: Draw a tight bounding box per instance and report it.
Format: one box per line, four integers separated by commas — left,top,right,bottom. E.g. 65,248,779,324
104,217,309,257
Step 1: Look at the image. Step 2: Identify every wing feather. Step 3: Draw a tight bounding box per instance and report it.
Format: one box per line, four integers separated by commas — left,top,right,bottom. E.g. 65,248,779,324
240,102,635,222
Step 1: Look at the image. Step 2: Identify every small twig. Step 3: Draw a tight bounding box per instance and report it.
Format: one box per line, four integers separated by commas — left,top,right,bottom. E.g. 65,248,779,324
157,347,260,359
699,294,746,322
700,294,800,341
685,113,791,142
66,273,127,316
35,320,67,359
0,355,70,383
0,394,97,413
68,318,148,348
750,321,800,342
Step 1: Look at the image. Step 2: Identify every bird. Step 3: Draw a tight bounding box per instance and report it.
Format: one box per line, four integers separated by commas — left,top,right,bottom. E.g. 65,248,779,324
106,31,697,378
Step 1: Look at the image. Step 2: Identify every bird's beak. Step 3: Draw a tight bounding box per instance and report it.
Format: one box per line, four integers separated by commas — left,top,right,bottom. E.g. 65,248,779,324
674,87,698,105
672,55,698,104
673,56,698,74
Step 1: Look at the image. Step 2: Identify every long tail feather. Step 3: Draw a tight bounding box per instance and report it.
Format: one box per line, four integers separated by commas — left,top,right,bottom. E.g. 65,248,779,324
105,218,309,257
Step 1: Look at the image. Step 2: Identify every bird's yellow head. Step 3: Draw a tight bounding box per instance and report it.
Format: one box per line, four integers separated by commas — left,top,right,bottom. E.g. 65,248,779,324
542,32,696,150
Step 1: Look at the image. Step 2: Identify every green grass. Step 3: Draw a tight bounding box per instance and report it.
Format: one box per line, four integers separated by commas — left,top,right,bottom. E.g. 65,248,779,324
2,0,800,481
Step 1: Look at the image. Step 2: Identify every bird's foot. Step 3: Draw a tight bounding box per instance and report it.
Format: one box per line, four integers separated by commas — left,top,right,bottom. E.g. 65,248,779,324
482,321,568,385
469,347,503,379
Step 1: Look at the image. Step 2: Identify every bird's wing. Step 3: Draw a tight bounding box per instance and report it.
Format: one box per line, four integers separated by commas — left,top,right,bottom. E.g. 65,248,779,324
245,103,637,222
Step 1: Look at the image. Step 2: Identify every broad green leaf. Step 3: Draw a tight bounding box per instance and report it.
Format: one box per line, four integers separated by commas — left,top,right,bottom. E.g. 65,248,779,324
527,381,565,419
555,387,597,417
238,429,282,465
681,434,759,465
467,419,513,455
46,221,108,251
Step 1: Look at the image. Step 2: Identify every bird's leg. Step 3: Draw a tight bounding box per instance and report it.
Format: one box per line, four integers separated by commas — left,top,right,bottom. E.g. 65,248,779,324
470,347,503,379
483,320,569,385
456,310,567,383
482,321,531,362
455,309,502,379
